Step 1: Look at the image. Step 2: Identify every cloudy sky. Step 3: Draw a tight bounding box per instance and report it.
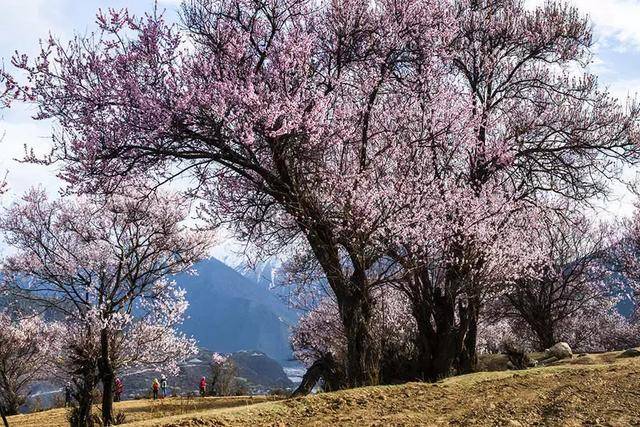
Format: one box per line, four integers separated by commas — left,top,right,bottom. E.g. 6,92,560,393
0,0,181,202
0,0,639,218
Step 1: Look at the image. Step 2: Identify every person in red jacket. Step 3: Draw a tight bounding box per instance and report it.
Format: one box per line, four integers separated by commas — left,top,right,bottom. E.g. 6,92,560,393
152,378,160,400
114,378,124,402
199,377,207,397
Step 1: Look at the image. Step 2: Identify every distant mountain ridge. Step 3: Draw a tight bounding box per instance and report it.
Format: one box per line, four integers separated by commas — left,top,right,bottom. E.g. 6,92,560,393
121,349,294,398
24,349,294,410
175,258,300,362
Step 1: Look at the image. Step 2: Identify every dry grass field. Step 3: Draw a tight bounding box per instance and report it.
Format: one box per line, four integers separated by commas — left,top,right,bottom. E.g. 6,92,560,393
8,351,640,426
6,395,279,427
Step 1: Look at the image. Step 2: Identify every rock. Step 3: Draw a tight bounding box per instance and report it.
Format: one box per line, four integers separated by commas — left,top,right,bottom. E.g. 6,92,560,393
619,348,640,358
503,342,535,370
544,342,572,360
537,355,558,366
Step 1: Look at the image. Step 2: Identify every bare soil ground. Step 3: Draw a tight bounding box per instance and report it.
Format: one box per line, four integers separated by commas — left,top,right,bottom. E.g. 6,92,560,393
8,351,640,426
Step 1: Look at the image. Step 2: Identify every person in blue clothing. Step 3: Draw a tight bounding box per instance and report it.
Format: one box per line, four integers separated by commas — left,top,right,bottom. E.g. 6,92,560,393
64,382,73,407
160,374,168,398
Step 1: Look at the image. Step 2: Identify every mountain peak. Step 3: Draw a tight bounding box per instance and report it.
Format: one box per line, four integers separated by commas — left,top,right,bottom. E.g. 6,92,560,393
175,258,299,362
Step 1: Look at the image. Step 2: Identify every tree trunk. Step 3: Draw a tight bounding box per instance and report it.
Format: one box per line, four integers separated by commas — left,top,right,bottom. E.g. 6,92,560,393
409,272,468,382
456,301,479,374
290,355,338,398
70,374,97,427
1,394,19,416
0,404,9,427
413,303,458,381
531,319,556,351
414,329,460,381
73,398,92,427
339,291,379,387
0,380,20,417
98,328,114,426
304,226,379,389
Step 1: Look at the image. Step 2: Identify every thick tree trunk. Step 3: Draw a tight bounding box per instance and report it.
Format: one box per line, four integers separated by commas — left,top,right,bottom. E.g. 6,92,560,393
71,374,97,427
413,300,459,381
0,379,20,417
74,399,92,427
304,226,379,388
456,298,479,374
98,328,114,426
339,291,379,387
414,330,459,381
409,270,469,382
531,319,556,350
539,333,556,351
507,285,557,351
457,323,478,374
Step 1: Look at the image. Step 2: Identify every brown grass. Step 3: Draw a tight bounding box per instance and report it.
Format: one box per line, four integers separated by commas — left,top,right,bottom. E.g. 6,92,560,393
6,395,278,427
8,350,640,427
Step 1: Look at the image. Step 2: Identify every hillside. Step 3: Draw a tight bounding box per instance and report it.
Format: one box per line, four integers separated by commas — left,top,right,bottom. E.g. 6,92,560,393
120,349,294,399
9,351,640,426
175,258,299,362
6,396,280,427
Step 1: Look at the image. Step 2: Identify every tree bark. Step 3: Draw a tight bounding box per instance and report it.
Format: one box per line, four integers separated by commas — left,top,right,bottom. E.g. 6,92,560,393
304,225,380,388
339,290,379,387
98,328,114,426
456,299,479,375
531,319,556,350
290,355,338,398
407,269,470,382
0,377,20,417
414,330,459,381
412,295,458,381
70,374,97,427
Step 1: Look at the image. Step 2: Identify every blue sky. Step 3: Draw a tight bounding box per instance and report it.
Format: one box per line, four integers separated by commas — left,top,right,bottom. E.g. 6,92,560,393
0,0,181,202
1,0,640,220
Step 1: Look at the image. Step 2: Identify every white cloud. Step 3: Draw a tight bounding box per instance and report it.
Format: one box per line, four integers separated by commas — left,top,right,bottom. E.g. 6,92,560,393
604,77,640,102
0,0,68,58
527,0,640,51
0,110,60,206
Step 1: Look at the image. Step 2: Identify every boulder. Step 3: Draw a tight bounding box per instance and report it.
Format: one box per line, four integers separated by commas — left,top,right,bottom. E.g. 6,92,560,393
620,348,640,358
544,342,572,360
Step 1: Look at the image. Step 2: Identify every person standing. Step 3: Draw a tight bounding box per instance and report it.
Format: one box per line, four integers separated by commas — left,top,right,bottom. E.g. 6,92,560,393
199,377,207,397
160,375,168,399
114,378,124,402
152,378,159,400
64,382,73,407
